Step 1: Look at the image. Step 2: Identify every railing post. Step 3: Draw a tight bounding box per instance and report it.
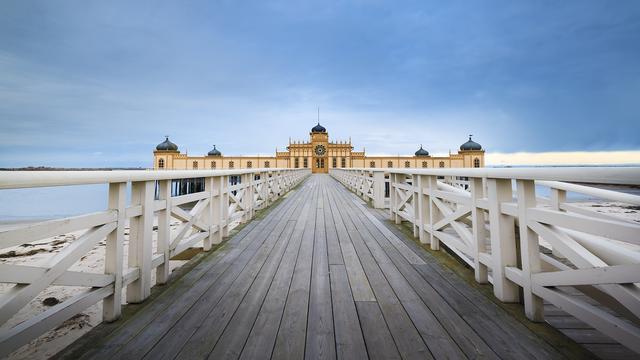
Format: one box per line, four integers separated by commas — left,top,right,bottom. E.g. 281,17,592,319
240,173,250,223
517,179,544,321
550,188,567,258
127,180,154,303
412,174,419,238
471,177,488,283
221,175,229,237
417,175,429,244
391,173,402,224
203,176,214,251
208,175,223,247
103,182,125,322
372,170,385,209
261,171,269,208
487,178,519,302
427,175,440,250
156,179,171,284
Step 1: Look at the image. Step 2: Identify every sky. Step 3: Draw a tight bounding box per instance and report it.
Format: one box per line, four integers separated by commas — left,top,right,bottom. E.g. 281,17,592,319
1,0,639,167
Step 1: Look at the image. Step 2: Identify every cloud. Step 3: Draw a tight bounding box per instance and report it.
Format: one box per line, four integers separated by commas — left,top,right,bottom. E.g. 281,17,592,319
1,1,639,168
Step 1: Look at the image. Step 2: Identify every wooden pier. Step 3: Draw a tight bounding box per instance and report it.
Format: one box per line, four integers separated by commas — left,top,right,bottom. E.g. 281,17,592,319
1,168,639,359
57,175,595,359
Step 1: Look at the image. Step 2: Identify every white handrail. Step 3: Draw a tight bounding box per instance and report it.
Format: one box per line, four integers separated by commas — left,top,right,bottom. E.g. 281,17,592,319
342,167,640,185
331,167,640,354
0,168,287,189
0,168,310,357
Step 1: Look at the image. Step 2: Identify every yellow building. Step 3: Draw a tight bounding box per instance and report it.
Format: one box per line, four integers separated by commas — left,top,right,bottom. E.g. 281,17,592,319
153,123,485,173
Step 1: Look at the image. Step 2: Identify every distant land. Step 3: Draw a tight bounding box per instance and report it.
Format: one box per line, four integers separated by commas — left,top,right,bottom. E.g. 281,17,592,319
0,166,147,171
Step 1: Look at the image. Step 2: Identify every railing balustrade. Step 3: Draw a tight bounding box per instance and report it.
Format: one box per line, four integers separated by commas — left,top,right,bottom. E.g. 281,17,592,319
331,167,640,354
0,168,309,357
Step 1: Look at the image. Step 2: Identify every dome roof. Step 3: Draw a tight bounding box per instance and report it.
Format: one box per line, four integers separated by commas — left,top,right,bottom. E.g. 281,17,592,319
311,122,326,133
207,145,221,156
415,145,429,156
156,136,178,151
460,135,482,151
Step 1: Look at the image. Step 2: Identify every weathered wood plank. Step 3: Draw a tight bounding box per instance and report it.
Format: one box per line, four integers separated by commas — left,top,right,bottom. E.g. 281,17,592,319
329,183,466,359
324,179,375,302
170,221,297,359
305,185,336,360
238,187,315,360
271,187,318,360
330,264,367,360
325,183,432,360
324,186,344,265
139,183,313,360
354,301,401,360
333,183,499,359
364,201,570,360
208,220,300,359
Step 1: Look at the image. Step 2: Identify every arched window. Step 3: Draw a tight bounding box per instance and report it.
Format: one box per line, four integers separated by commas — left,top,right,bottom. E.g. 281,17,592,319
422,161,428,168
370,161,375,168
341,158,346,168
247,161,252,169
211,161,216,169
192,161,198,169
332,157,337,168
158,158,165,169
264,161,270,168
387,161,393,168
294,158,299,168
474,158,480,168
404,161,410,168
439,161,445,168
229,161,234,169
303,158,308,168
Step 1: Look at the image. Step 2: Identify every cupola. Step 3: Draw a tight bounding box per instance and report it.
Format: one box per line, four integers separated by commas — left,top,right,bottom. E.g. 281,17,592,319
311,122,327,133
414,145,430,156
460,135,482,151
156,136,178,151
207,145,222,156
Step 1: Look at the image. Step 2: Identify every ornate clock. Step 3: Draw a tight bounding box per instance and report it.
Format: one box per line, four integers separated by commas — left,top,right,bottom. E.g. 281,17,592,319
314,144,327,156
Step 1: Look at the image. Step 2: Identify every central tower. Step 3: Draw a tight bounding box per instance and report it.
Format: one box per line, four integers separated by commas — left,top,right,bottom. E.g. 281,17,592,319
310,122,329,173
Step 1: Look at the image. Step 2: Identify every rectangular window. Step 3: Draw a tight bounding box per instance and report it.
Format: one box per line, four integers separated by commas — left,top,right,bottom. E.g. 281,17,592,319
247,161,252,169
387,161,393,168
332,157,337,168
303,158,308,168
341,158,346,168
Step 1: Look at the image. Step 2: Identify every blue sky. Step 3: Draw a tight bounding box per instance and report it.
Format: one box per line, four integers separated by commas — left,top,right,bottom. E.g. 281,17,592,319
1,1,639,167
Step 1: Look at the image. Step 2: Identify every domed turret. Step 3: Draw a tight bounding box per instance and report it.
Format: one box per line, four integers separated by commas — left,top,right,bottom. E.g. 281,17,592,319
415,145,429,156
311,122,326,133
207,145,222,156
460,135,482,151
156,136,178,151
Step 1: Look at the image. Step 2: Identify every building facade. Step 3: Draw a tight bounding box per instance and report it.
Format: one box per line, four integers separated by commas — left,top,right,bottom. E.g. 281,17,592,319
153,123,485,173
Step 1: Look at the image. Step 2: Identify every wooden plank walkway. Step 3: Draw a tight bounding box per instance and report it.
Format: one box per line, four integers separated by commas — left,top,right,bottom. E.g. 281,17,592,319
58,175,595,360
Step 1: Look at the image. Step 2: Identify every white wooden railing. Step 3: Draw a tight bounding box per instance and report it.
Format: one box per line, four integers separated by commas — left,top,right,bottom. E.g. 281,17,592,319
0,168,309,357
332,167,640,354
